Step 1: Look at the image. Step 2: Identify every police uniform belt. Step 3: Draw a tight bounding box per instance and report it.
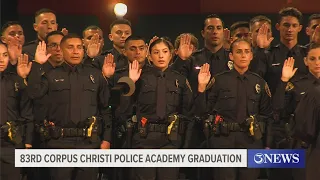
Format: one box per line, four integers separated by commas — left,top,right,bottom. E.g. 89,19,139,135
147,124,167,133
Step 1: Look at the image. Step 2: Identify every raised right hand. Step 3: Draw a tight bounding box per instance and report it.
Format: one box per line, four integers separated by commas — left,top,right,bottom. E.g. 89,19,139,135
177,34,193,60
256,23,274,49
198,63,211,92
35,41,51,64
281,57,298,82
102,54,116,78
17,54,32,79
87,33,101,58
129,60,142,83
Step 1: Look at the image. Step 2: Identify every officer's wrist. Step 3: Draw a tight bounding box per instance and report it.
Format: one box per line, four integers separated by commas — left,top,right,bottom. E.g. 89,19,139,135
198,85,206,93
281,77,290,82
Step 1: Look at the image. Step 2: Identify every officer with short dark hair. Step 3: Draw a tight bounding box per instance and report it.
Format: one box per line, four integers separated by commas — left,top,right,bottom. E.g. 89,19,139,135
195,39,273,180
18,34,112,180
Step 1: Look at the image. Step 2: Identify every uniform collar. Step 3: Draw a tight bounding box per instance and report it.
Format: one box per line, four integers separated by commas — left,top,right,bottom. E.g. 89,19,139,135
231,68,249,79
204,46,225,59
62,62,83,73
308,72,320,84
279,42,300,56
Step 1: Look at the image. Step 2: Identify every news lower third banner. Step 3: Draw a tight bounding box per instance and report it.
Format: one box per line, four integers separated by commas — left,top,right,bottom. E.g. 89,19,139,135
15,149,306,168
15,149,247,167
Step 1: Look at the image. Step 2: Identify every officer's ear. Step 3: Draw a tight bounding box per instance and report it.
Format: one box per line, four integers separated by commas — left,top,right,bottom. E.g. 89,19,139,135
33,23,38,32
304,57,308,66
108,34,113,41
1,36,6,44
229,52,234,61
201,30,205,38
275,23,280,31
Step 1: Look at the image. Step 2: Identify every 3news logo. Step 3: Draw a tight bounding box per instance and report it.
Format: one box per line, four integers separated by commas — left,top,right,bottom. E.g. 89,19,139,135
247,149,305,168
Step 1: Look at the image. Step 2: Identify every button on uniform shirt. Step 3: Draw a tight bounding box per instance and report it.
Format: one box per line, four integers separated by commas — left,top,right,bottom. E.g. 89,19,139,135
171,47,231,92
255,43,308,94
27,62,112,143
0,71,34,145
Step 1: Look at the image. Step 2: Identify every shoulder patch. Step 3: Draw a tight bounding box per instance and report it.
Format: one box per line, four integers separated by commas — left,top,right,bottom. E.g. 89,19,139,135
206,77,215,90
285,82,294,91
227,61,233,70
186,79,192,92
265,83,271,97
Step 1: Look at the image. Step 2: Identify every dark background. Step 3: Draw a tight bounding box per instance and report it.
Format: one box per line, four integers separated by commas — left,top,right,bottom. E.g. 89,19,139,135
1,0,320,50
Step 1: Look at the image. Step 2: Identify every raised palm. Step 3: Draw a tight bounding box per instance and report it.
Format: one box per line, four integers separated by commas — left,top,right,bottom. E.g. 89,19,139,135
198,63,211,86
256,23,274,49
35,41,51,64
17,54,32,79
87,33,101,58
281,57,298,82
129,60,142,83
177,34,193,60
102,54,116,78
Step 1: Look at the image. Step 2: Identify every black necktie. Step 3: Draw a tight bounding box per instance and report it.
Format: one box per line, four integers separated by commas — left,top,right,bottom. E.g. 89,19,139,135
0,76,8,125
287,50,294,58
70,68,80,124
236,76,247,122
156,72,166,120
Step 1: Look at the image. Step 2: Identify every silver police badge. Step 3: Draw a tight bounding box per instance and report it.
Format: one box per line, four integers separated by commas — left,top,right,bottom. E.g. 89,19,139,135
255,84,261,94
227,61,234,70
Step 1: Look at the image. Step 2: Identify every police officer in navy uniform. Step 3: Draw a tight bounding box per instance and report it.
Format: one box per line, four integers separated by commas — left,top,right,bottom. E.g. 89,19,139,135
253,7,309,180
23,8,66,60
294,84,320,180
19,34,112,180
85,19,132,71
0,43,34,180
172,14,231,93
273,43,320,180
118,38,194,180
195,39,273,180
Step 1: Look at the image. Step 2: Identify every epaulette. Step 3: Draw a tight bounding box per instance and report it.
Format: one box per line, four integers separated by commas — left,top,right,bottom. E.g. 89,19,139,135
215,70,230,77
248,71,264,79
101,49,113,56
192,48,205,55
270,44,280,49
115,67,128,73
23,40,37,47
298,45,307,49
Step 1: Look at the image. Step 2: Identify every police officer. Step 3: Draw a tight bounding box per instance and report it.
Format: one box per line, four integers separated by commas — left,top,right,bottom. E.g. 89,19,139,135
195,39,273,180
305,14,320,48
27,31,64,180
19,34,112,180
272,43,320,180
85,19,132,71
1,21,25,68
0,43,34,180
23,8,67,60
254,7,309,180
172,14,231,92
121,38,193,180
294,84,320,180
255,7,308,92
230,21,250,42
